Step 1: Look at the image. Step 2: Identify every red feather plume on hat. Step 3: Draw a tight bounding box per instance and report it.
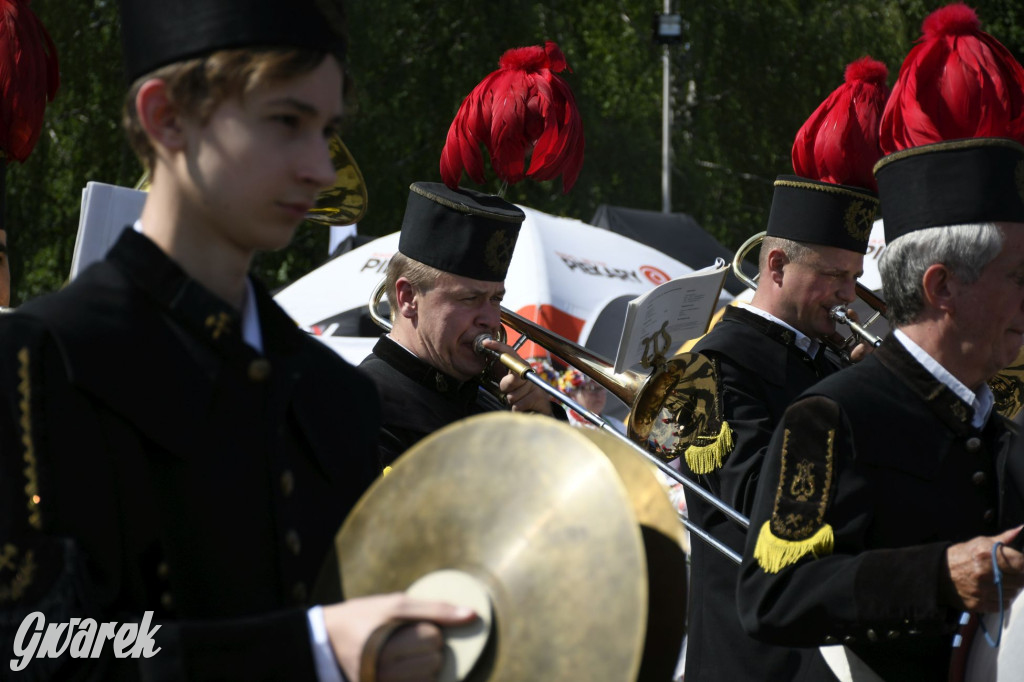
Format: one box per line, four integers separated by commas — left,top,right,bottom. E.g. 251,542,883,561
792,56,890,192
440,41,584,193
0,0,59,162
880,3,1024,154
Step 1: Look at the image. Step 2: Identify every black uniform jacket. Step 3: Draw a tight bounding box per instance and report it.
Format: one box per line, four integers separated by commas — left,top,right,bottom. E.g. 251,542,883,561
0,229,381,680
738,336,1024,682
359,336,499,467
685,305,840,681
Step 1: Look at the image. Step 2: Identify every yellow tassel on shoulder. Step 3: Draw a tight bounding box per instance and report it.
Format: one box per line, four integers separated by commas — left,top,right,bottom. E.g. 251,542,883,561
683,420,734,474
753,520,834,574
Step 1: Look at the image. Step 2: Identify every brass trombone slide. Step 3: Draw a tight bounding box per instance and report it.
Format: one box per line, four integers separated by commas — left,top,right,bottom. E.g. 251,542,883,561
474,331,744,564
368,279,749,564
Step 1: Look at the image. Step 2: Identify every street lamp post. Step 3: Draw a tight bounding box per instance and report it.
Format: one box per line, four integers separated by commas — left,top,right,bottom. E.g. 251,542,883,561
654,4,682,214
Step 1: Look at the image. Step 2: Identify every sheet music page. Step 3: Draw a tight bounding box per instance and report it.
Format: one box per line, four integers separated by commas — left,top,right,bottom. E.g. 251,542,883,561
613,259,729,373
70,181,147,280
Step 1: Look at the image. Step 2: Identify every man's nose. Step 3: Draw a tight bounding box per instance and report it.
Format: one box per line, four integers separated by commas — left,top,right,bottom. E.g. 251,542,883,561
302,136,338,190
478,304,501,330
838,278,857,304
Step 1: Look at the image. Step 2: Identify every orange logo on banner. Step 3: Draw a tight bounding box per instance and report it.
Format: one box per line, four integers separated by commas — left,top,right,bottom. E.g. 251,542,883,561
639,265,670,285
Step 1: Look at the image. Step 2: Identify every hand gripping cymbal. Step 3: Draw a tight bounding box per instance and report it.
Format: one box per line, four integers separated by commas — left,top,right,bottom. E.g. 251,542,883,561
325,413,687,682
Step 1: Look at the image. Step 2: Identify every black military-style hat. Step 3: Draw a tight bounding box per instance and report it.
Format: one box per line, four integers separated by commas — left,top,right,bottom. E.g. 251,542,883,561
873,5,1024,242
398,182,525,282
765,177,879,254
874,139,1024,243
119,0,347,82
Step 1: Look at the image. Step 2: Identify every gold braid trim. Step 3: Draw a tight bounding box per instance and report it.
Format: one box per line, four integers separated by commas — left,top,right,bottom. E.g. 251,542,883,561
408,182,524,223
753,520,834,574
0,544,36,603
873,137,1024,174
17,347,41,529
684,420,734,474
772,178,879,205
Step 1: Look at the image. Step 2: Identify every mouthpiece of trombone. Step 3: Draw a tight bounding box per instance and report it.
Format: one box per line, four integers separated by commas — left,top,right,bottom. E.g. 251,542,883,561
474,333,495,355
829,306,883,348
474,334,531,377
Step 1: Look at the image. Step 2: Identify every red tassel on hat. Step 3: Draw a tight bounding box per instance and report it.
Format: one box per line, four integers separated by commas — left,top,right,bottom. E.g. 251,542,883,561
880,3,1024,154
792,56,889,192
0,0,59,162
440,41,584,193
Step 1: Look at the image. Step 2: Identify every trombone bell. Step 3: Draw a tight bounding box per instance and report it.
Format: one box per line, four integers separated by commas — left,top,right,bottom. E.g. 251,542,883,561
305,135,368,227
134,134,368,227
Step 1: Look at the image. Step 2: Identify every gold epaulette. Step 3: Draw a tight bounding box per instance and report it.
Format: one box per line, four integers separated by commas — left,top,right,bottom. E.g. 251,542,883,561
678,355,734,474
753,396,839,574
684,420,734,474
753,521,833,574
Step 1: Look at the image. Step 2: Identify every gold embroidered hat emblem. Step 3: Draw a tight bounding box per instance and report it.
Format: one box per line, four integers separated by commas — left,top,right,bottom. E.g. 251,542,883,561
844,199,874,243
484,229,515,276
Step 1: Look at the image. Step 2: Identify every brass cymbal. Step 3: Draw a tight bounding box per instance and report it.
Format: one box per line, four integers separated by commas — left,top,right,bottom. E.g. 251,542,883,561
574,428,688,681
331,413,685,681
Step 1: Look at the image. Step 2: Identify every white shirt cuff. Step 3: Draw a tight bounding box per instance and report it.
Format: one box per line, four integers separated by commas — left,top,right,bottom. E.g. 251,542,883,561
307,605,346,682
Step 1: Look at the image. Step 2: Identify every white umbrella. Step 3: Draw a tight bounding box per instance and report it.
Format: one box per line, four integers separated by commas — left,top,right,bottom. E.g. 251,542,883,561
274,206,732,367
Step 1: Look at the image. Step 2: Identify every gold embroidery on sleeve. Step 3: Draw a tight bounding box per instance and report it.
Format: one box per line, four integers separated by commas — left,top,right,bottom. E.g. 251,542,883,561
17,347,41,530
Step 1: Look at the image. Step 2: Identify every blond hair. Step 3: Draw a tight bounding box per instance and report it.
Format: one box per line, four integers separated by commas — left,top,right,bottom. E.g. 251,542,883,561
384,252,445,321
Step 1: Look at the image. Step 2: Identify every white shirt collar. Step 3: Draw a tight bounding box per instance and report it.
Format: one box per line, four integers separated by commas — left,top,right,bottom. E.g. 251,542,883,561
240,279,263,353
893,329,993,428
737,302,821,358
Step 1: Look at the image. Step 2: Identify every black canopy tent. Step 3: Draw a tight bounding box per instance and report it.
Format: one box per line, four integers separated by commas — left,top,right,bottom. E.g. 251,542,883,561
590,204,756,296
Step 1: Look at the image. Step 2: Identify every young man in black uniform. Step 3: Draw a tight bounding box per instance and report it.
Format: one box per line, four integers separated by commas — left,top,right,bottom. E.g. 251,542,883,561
0,1,471,679
737,7,1024,680
683,57,890,681
360,182,554,466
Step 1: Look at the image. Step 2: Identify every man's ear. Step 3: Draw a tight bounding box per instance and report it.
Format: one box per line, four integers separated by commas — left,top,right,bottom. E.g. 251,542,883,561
136,79,186,153
765,248,789,286
920,263,956,313
394,278,419,320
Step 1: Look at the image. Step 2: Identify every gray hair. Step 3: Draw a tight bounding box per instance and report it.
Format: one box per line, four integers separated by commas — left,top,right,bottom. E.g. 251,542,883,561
880,223,1004,327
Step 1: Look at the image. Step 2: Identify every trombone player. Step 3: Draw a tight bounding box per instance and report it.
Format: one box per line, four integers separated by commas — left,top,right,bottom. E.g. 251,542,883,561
681,57,890,681
360,182,555,467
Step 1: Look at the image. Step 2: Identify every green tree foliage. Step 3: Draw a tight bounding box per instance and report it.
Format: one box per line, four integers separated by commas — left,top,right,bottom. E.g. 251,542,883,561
6,1,1023,304
7,0,133,304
